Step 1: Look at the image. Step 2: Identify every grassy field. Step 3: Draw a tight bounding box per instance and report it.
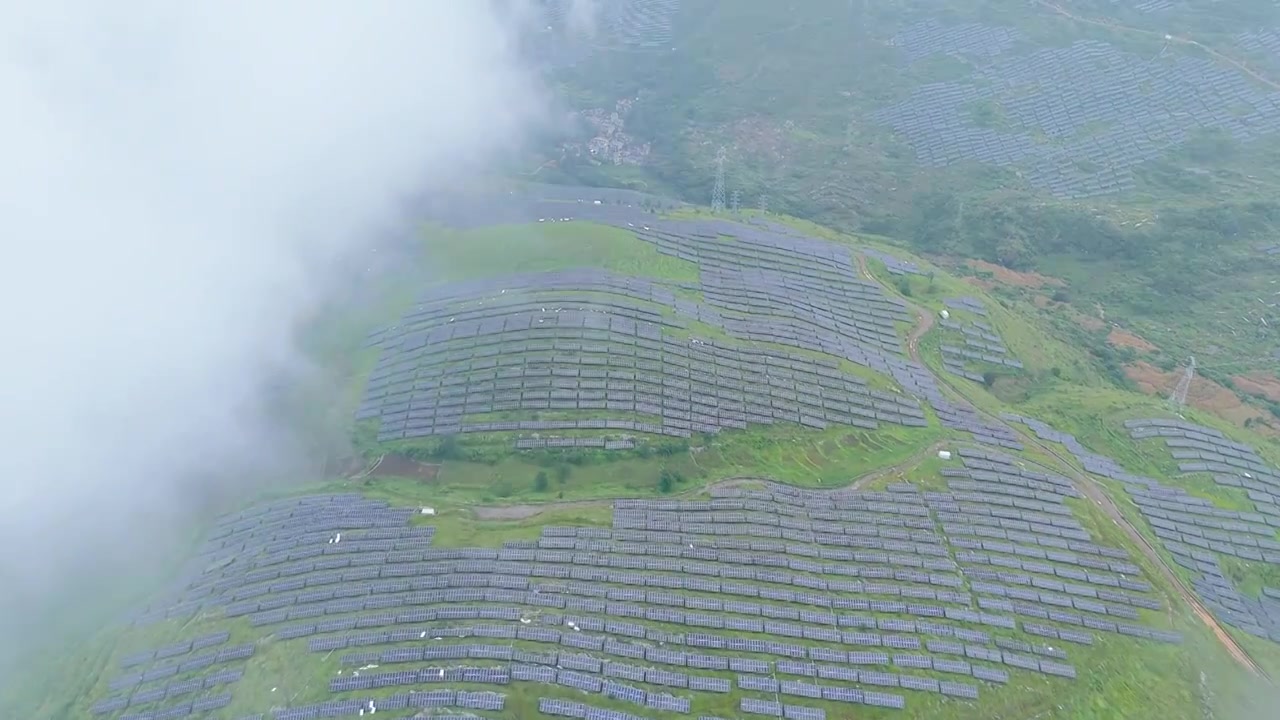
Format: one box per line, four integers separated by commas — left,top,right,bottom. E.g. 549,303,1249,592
356,419,942,508
426,221,702,285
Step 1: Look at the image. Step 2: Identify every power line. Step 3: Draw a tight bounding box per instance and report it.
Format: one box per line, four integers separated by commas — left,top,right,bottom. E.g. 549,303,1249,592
1169,355,1195,409
711,146,726,213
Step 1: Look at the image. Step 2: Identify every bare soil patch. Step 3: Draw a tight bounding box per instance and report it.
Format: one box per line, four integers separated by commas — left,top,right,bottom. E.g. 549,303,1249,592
1071,310,1105,332
369,454,441,481
1125,362,1278,434
1232,373,1280,403
1032,294,1053,309
1107,326,1157,352
965,259,1066,289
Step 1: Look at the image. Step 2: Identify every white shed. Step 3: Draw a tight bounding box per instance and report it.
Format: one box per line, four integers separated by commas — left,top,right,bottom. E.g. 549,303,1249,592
938,450,953,461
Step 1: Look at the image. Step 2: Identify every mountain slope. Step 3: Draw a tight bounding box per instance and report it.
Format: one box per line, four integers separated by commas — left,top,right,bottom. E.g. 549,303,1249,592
9,191,1280,719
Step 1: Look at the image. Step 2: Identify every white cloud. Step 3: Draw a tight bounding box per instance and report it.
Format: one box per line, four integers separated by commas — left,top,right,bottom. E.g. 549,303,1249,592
566,0,601,37
0,0,546,636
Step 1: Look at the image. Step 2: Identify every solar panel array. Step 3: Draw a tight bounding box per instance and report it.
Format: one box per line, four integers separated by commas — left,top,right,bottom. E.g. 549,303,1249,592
1004,413,1280,642
92,630,246,719
90,457,1194,719
862,249,923,277
1237,27,1280,76
875,21,1280,199
1125,418,1280,639
528,0,683,68
607,0,681,49
361,194,1024,448
887,18,1022,64
938,312,1023,383
362,296,926,444
934,447,1180,646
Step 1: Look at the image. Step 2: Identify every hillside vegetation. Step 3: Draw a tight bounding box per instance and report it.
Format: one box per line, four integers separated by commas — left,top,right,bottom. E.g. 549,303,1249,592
540,0,1280,420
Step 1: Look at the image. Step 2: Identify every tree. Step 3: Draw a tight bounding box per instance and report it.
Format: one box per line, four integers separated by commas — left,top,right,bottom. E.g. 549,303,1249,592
555,464,571,484
658,469,684,494
534,471,549,492
434,434,461,460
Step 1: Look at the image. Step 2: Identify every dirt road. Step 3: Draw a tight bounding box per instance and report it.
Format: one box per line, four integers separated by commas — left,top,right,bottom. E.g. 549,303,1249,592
858,250,1269,680
848,440,949,492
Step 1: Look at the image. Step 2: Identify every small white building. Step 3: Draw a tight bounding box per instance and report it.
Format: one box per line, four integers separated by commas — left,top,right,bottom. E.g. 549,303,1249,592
420,507,436,516
940,309,950,320
938,450,952,461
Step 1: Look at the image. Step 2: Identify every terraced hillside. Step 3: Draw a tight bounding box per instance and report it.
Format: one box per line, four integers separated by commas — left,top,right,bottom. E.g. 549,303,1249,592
530,0,1280,410
1005,411,1280,647
85,452,1186,720
362,185,1017,456
16,186,1280,720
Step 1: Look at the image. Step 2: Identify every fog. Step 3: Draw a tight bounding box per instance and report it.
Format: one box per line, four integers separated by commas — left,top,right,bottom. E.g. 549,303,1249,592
0,0,550,667
566,0,602,36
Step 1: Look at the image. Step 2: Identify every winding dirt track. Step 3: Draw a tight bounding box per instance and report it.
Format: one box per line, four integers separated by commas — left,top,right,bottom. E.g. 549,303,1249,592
857,254,1270,681
848,440,949,492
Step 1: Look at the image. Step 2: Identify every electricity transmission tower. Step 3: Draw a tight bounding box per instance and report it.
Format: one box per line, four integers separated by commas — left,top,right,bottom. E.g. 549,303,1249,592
731,189,741,213
1169,356,1196,409
711,147,726,212
758,193,769,214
